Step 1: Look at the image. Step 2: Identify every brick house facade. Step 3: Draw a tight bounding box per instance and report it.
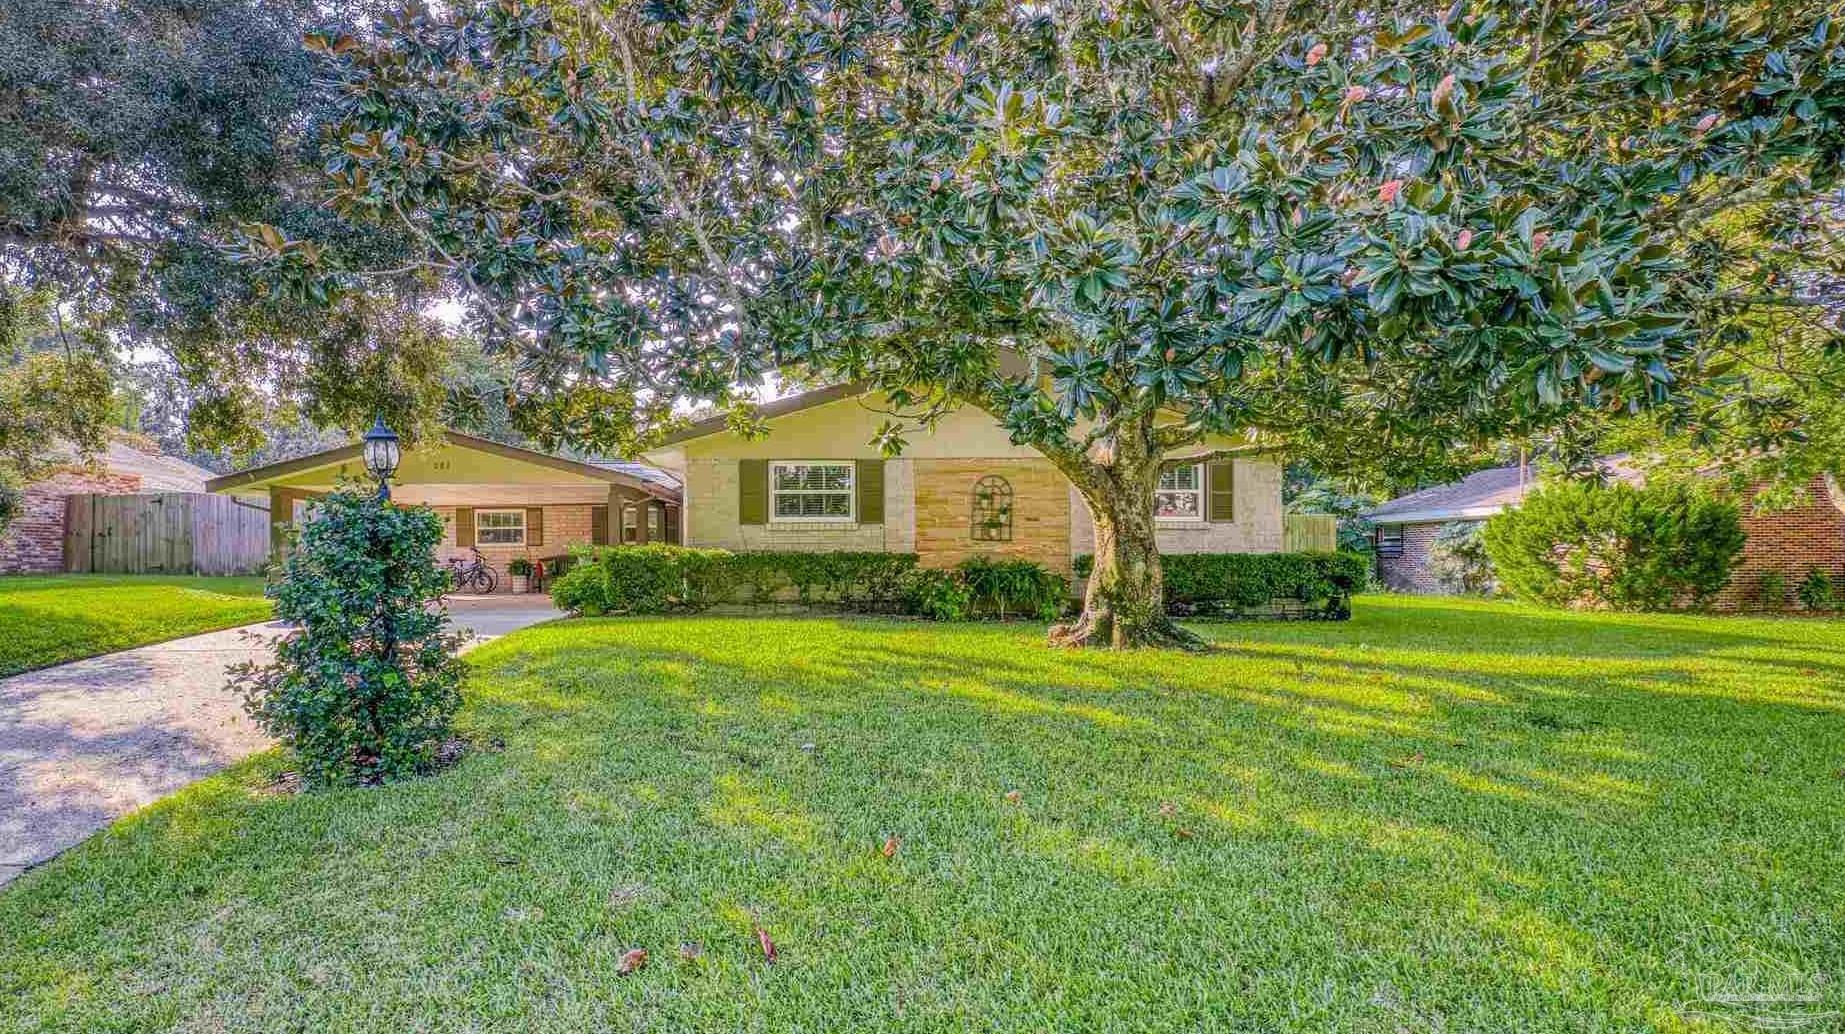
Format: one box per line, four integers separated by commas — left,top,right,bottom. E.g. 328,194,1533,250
646,385,1287,577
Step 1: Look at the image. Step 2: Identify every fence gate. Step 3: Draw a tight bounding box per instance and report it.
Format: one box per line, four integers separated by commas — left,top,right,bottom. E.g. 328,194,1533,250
64,493,271,575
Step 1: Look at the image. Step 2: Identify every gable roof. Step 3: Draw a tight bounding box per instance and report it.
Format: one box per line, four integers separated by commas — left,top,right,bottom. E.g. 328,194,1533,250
205,430,679,502
1362,465,1538,524
36,438,215,492
1363,458,1642,524
651,382,869,447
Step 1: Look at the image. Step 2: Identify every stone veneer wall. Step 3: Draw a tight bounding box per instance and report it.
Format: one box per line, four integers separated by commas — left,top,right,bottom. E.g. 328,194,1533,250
683,457,917,553
431,503,597,591
914,458,1070,573
0,469,143,574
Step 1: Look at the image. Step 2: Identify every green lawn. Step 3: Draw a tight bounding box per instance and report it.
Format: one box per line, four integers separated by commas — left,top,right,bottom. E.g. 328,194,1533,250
0,574,272,676
2,596,1841,1031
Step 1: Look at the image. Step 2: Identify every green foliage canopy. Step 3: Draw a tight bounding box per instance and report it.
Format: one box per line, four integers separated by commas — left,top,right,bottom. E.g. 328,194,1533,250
278,1,1845,481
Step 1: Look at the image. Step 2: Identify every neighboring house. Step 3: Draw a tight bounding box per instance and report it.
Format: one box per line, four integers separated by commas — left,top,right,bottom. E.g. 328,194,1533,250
639,383,1286,576
208,431,681,587
1363,464,1845,608
0,438,216,575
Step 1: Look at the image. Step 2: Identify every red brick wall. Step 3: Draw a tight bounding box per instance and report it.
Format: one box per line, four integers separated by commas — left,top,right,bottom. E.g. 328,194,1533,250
1713,475,1845,611
0,469,144,574
1376,522,1446,594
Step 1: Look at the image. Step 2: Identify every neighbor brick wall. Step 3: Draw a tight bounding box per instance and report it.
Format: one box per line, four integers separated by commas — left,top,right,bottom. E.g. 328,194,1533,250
1375,521,1445,594
1714,475,1845,611
0,469,143,574
914,458,1071,574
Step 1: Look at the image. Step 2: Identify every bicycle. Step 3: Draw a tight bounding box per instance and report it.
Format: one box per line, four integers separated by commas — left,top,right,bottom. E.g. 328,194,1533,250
447,547,499,594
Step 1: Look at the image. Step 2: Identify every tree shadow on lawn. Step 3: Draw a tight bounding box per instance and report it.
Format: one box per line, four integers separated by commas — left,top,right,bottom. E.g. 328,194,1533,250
6,606,1841,1031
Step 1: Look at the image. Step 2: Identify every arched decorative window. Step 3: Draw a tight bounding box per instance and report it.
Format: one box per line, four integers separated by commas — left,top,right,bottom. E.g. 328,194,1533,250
971,475,1014,541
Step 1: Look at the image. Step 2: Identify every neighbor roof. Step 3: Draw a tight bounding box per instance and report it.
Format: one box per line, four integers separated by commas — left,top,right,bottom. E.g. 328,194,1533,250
205,430,680,502
1362,465,1539,524
650,382,869,447
42,438,214,493
1363,458,1640,524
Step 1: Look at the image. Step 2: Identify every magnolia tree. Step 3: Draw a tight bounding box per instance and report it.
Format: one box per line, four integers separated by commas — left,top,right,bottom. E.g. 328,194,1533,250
254,1,1843,647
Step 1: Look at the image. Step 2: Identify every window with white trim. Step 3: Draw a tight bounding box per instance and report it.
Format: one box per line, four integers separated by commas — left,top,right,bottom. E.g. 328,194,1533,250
771,461,855,521
476,508,526,546
1155,463,1205,520
620,504,639,543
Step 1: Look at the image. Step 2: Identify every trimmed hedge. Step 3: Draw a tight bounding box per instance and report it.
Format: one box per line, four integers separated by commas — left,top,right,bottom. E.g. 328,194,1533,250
552,546,1072,622
551,545,917,614
1074,550,1368,619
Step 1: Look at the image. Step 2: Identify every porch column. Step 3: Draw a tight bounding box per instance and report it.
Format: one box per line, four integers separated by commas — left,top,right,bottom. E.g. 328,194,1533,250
634,494,651,544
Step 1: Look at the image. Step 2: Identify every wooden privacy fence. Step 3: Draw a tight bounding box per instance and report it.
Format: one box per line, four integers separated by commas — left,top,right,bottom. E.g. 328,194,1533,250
64,493,271,575
1283,513,1340,553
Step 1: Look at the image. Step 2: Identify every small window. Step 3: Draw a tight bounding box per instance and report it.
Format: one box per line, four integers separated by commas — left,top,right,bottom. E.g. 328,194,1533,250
646,505,662,540
621,504,639,543
476,509,526,546
1375,525,1404,558
771,461,855,521
971,475,1013,541
1155,463,1204,521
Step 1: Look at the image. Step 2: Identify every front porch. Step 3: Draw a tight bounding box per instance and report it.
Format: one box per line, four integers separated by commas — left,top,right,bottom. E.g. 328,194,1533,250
207,431,681,592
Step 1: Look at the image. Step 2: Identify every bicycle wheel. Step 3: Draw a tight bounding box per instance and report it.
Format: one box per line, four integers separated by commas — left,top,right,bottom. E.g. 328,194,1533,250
478,567,498,594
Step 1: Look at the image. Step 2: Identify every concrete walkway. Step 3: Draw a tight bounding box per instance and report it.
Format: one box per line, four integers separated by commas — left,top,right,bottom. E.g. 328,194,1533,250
0,594,563,887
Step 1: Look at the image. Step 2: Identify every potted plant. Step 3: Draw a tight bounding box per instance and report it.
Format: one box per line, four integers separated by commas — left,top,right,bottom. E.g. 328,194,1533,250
507,556,533,594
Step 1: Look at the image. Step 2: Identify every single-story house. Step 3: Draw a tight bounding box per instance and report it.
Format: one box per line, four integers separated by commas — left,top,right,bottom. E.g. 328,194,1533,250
0,437,217,574
639,383,1287,577
1363,463,1845,608
208,431,682,586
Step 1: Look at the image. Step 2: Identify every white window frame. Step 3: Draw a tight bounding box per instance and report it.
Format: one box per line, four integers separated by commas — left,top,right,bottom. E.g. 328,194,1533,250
475,508,527,546
769,460,856,523
1155,463,1206,522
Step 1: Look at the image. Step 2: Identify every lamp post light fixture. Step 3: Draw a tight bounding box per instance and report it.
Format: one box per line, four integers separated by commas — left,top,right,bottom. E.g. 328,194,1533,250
360,415,402,501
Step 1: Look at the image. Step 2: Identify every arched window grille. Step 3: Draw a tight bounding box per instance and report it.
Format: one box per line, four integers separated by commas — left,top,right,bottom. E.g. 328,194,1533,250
971,475,1014,541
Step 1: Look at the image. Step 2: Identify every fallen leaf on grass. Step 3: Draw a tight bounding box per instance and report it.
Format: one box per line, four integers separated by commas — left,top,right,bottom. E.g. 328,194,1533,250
1387,752,1425,769
1004,789,1023,804
678,942,703,962
881,836,900,859
615,948,648,976
1175,828,1195,840
1157,801,1177,817
756,927,778,963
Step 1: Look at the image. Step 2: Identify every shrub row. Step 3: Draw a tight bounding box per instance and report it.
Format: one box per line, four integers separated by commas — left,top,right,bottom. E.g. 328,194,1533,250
1073,550,1369,619
551,546,1069,621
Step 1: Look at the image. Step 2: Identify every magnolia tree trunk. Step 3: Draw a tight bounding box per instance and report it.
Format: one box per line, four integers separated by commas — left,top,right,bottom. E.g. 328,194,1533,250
1045,432,1203,651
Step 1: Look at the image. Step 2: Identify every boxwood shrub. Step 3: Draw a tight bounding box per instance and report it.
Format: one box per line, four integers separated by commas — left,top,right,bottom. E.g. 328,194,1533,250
1073,550,1368,619
552,546,1071,621
552,545,919,614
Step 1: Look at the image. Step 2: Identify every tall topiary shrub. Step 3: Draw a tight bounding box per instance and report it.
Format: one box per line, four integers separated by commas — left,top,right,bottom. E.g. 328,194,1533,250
228,490,465,786
1482,480,1745,611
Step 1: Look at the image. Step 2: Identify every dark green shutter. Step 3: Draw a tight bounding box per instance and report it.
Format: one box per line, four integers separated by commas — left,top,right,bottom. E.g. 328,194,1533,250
591,505,609,545
739,459,768,524
856,459,884,524
526,507,545,547
455,507,475,546
1206,461,1235,523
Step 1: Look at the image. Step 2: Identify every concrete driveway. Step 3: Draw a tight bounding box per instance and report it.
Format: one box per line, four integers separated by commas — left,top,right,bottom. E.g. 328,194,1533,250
0,594,563,887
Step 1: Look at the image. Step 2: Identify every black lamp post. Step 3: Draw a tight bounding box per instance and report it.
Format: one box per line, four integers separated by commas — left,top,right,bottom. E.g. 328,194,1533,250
360,415,401,501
